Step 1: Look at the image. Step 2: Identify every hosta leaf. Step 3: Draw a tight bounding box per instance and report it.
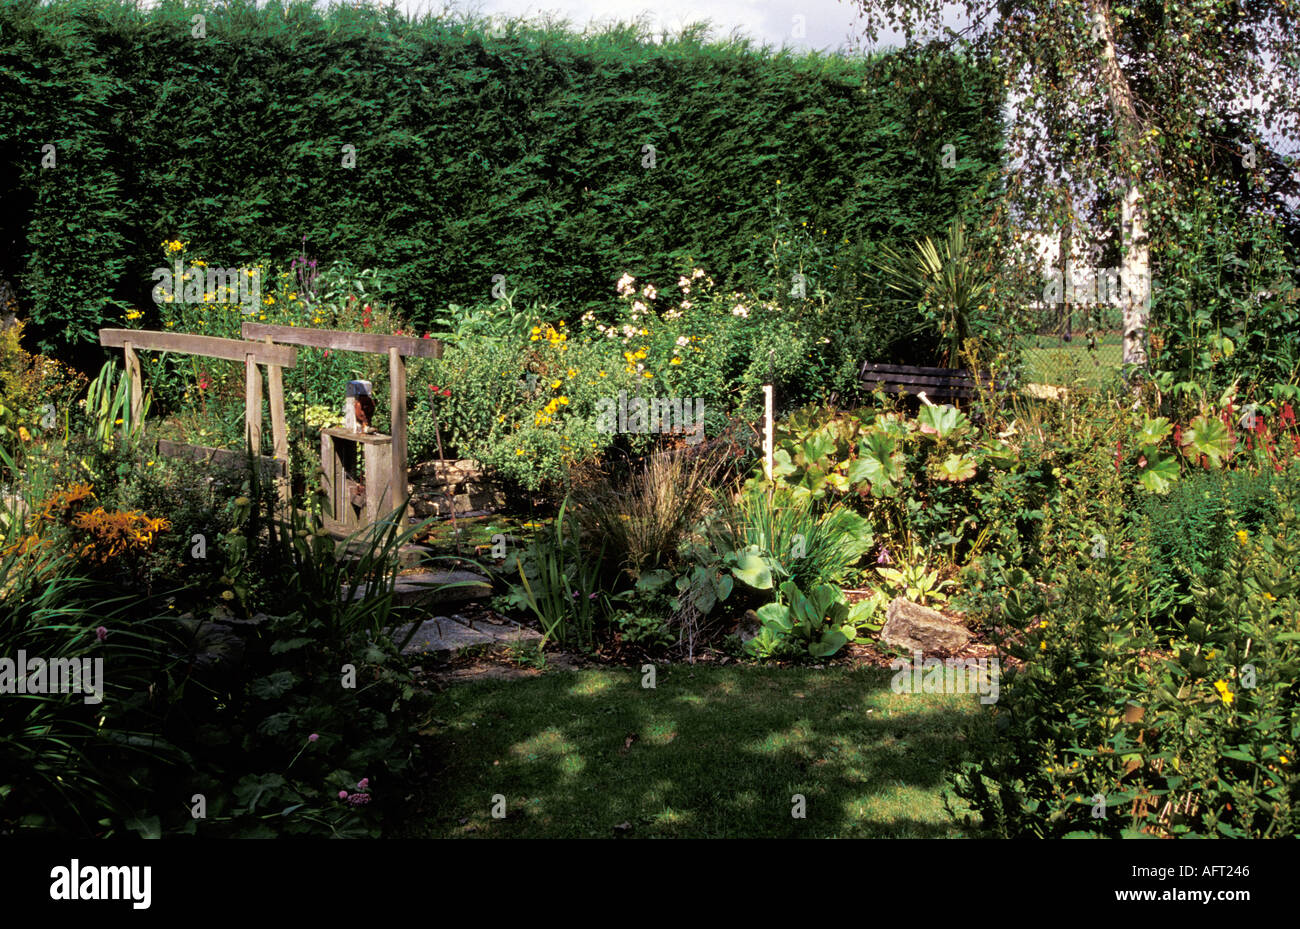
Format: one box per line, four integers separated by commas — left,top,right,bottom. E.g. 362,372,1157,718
809,628,849,657
756,602,792,632
731,551,773,589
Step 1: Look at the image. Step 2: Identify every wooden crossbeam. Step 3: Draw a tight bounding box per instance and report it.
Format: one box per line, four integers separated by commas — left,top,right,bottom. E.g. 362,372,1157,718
157,440,286,478
240,322,442,358
99,329,297,367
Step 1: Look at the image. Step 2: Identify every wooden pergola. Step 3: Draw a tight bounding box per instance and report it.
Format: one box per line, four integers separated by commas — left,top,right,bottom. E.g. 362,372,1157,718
99,323,443,533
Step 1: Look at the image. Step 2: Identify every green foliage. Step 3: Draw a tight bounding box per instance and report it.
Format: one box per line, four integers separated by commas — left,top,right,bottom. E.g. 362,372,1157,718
1137,468,1280,628
951,483,1300,838
0,0,1000,358
716,481,875,591
83,359,148,451
511,498,611,649
875,541,954,606
873,218,1003,366
745,579,883,660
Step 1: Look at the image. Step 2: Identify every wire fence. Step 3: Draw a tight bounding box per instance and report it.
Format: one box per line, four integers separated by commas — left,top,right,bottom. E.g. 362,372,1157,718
1014,302,1125,389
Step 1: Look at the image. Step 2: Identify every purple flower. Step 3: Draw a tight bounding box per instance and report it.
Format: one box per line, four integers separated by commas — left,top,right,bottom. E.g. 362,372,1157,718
338,790,348,800
347,793,371,806
308,733,319,742
95,626,108,642
876,546,893,565
357,778,369,790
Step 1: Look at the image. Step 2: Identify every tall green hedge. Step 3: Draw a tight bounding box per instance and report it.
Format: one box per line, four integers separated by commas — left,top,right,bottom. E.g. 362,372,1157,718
0,0,1003,362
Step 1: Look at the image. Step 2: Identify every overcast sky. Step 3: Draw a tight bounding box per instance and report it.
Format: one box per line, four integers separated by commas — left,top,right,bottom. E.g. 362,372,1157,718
407,0,931,53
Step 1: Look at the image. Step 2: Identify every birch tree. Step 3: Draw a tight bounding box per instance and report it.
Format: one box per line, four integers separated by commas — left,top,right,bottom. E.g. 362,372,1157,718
844,0,1299,370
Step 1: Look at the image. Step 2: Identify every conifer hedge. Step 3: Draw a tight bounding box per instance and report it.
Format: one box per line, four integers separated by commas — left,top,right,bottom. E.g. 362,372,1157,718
0,0,1002,360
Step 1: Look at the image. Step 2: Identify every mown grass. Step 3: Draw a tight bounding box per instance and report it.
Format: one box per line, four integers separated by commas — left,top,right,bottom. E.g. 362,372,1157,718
1022,332,1123,388
404,664,983,838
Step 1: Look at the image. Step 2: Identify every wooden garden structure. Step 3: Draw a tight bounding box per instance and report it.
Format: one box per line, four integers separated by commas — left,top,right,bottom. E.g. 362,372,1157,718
100,323,443,535
240,322,442,532
98,328,297,482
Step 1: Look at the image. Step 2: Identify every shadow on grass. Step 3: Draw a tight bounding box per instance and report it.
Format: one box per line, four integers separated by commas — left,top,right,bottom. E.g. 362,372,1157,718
401,664,984,838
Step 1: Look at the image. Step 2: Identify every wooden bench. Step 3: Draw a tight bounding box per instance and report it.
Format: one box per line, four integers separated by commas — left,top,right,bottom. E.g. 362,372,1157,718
858,361,1005,406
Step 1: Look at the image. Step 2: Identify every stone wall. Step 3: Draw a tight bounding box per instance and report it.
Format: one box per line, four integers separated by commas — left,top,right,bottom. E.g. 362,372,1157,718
408,459,506,517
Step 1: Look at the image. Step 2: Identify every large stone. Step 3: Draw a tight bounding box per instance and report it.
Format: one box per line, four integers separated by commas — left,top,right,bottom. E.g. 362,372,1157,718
879,597,971,655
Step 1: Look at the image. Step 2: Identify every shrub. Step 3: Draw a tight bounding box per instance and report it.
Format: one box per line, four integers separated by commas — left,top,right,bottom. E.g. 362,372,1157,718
1136,468,1280,627
951,470,1300,838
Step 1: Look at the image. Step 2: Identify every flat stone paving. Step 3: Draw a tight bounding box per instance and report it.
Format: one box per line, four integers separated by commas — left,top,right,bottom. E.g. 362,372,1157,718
395,613,542,656
347,569,492,606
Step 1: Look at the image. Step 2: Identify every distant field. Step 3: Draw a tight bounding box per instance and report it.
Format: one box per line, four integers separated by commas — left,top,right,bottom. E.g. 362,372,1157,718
1021,332,1123,388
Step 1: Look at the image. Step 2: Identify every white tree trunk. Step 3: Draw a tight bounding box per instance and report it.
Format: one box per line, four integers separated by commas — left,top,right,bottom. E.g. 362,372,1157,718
1120,185,1150,367
1091,0,1151,369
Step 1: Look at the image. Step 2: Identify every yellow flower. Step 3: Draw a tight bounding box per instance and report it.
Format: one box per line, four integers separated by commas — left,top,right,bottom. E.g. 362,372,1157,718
1213,680,1234,705
516,448,525,456
1263,591,1276,601
567,368,577,378
551,380,562,390
1040,641,1047,650
670,357,682,365
1237,530,1249,545
558,396,569,405
146,461,154,467
125,309,143,321
114,418,124,425
643,371,653,378
18,426,31,442
597,370,607,377
165,321,175,328
1281,755,1290,765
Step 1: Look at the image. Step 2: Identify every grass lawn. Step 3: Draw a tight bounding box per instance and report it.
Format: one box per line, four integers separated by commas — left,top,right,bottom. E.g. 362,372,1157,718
404,664,985,838
1022,332,1123,388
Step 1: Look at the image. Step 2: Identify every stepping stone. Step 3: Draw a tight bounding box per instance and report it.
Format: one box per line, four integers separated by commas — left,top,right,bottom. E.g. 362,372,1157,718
394,615,542,656
397,617,497,655
336,540,433,568
347,569,491,607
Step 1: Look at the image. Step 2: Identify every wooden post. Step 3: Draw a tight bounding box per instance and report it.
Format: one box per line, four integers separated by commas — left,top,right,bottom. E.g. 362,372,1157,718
122,341,143,431
245,353,262,456
763,383,774,481
264,336,289,501
388,347,408,525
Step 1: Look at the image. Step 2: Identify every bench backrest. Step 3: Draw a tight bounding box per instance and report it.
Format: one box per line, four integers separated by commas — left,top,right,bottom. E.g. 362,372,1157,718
858,362,1000,404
